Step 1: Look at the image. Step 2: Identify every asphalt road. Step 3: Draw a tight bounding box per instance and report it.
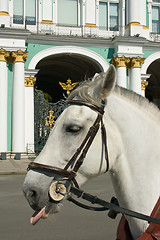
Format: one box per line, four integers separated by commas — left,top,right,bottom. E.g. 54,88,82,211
0,174,120,240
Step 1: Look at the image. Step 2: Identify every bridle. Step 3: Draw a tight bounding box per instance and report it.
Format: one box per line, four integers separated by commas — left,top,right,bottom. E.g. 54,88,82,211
28,99,109,188
27,100,160,226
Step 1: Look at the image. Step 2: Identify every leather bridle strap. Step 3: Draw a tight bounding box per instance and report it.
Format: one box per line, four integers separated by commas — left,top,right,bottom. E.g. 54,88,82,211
66,114,102,182
28,100,109,187
28,162,70,178
69,186,160,225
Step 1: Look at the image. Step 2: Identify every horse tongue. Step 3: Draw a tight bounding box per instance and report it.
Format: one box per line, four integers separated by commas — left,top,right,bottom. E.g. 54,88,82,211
30,207,49,225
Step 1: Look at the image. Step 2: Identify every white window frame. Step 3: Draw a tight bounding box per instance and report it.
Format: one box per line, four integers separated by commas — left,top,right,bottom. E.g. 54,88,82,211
151,0,160,33
98,0,120,31
12,0,37,27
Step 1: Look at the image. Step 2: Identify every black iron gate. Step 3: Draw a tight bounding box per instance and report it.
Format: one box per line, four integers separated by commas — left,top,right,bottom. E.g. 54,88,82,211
34,89,67,155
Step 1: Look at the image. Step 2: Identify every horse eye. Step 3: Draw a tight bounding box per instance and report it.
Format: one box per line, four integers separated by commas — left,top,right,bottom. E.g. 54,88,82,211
66,125,82,133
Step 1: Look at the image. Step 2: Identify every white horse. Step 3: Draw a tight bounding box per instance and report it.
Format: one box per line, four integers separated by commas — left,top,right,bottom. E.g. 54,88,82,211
23,65,160,240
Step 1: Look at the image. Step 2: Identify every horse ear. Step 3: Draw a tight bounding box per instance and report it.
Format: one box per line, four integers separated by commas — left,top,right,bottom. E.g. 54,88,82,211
92,65,116,100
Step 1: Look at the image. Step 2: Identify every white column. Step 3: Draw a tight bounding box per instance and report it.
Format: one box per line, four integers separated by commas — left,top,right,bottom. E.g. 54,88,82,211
129,57,145,95
112,56,129,88
0,0,10,27
12,50,28,153
127,0,140,24
116,67,127,88
130,68,141,94
139,0,146,26
24,70,38,154
0,49,9,152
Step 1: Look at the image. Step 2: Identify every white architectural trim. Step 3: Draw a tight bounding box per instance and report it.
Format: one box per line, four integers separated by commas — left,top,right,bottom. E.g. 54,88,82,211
142,52,160,74
28,46,109,71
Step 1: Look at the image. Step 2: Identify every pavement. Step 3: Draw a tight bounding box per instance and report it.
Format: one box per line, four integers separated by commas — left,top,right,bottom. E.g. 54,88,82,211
0,158,32,175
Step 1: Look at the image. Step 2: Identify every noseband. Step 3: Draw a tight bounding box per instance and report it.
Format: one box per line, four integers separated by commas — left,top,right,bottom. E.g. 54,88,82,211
28,100,109,188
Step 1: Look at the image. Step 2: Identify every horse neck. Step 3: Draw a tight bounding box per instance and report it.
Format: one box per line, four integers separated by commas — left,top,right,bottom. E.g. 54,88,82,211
106,92,160,239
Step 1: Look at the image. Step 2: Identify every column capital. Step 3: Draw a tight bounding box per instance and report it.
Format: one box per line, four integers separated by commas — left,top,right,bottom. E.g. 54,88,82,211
0,48,10,62
130,57,145,68
112,56,130,68
25,76,36,87
10,50,28,63
141,80,148,91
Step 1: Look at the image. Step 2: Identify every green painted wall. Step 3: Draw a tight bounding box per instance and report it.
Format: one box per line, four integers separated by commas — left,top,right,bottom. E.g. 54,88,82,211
25,42,114,69
143,49,158,59
7,64,13,151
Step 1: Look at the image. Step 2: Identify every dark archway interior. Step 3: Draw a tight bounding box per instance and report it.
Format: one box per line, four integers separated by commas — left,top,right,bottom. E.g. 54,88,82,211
35,53,103,102
145,59,160,108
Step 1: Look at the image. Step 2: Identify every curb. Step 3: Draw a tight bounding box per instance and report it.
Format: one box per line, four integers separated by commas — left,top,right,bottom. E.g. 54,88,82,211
0,171,27,175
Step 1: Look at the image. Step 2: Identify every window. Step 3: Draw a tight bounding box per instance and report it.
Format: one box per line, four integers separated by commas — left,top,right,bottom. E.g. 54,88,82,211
13,0,36,25
13,0,24,24
152,0,160,33
58,0,79,26
99,2,108,29
26,0,36,25
99,1,119,31
110,3,119,31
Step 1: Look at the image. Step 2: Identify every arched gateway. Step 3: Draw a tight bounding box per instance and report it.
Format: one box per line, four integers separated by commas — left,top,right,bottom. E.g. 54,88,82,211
28,46,108,154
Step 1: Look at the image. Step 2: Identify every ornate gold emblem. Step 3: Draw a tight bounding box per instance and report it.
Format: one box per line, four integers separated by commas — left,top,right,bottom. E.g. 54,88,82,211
46,109,55,127
59,79,79,95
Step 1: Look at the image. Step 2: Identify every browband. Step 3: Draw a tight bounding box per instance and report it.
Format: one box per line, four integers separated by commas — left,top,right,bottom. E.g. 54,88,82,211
67,100,104,115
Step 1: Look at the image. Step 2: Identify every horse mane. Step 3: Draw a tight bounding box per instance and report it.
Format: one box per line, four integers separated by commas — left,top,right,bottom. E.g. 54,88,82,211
114,86,160,124
68,79,160,125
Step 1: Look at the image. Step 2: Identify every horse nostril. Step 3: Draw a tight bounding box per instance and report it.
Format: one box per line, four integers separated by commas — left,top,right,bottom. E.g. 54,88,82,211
25,189,40,211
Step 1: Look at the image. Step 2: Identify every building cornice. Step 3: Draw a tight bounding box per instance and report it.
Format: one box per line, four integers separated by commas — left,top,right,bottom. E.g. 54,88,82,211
0,27,31,39
26,33,114,48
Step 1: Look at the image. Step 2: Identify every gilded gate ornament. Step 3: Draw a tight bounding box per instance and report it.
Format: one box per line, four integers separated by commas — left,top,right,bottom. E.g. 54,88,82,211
46,109,55,127
59,79,79,95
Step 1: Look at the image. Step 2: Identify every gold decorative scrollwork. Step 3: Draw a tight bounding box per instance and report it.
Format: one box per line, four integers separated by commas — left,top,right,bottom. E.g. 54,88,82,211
0,48,10,62
25,76,36,87
59,78,79,95
9,50,28,64
112,56,130,68
112,56,145,69
130,57,145,68
46,109,55,127
141,80,148,91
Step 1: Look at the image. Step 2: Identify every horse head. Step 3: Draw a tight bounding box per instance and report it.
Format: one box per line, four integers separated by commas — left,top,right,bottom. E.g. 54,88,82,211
23,65,120,222
23,63,160,239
